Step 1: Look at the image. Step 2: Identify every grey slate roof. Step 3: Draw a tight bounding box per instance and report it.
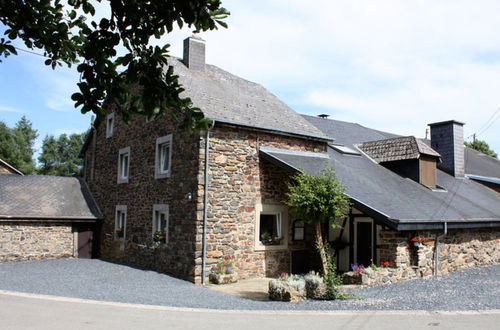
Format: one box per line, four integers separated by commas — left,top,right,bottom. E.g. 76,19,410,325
0,175,102,220
360,136,441,163
259,115,500,230
465,147,500,178
169,58,328,140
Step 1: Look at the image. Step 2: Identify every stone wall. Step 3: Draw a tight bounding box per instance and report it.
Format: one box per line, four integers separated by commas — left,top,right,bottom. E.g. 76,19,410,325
0,222,73,262
84,115,326,283
195,124,326,282
368,227,500,285
84,113,201,281
435,228,500,273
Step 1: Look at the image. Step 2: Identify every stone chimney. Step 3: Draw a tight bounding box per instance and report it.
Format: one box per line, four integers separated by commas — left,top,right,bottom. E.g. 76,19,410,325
429,120,465,178
183,35,205,70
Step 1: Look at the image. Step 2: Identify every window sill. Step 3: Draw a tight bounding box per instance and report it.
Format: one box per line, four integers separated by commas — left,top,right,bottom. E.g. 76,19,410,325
154,172,171,179
117,177,129,184
254,243,288,251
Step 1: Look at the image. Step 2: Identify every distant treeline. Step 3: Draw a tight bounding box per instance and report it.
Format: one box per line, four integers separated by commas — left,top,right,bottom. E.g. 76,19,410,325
0,116,87,176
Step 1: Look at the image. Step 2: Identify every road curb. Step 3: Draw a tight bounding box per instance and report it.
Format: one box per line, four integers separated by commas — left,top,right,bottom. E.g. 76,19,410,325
1,289,499,316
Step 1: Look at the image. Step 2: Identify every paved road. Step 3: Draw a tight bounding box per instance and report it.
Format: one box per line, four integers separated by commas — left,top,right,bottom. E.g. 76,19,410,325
1,291,499,330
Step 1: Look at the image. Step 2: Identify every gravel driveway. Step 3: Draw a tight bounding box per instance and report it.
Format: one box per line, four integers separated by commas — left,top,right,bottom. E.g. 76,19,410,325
0,259,498,311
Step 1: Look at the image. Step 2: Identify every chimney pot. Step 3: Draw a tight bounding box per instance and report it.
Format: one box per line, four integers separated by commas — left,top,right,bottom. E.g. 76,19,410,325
429,120,465,178
183,35,206,71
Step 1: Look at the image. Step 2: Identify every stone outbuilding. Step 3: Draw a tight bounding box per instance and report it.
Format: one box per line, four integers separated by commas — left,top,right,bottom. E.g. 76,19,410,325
0,168,102,262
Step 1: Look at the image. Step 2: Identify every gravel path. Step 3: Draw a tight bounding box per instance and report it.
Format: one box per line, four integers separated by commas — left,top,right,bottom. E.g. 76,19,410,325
0,259,498,311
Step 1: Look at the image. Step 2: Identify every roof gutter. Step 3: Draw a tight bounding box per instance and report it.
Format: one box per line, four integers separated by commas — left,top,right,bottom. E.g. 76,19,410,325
394,220,500,231
465,174,500,185
0,215,99,222
0,159,24,176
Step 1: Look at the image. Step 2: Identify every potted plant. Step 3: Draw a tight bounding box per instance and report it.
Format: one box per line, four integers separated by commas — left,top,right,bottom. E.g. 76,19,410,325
410,235,429,246
209,257,238,284
116,227,124,239
260,232,282,245
153,230,166,244
343,263,370,285
379,260,391,267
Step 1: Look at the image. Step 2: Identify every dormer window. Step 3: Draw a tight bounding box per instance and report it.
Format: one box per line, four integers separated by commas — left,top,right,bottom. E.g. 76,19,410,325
360,136,441,188
155,135,172,179
117,147,130,183
106,113,115,138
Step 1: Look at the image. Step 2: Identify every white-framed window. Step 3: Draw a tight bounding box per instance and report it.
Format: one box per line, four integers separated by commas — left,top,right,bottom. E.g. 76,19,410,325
255,204,288,250
155,135,172,179
115,205,127,240
152,204,169,244
106,113,115,138
293,220,305,241
117,147,130,183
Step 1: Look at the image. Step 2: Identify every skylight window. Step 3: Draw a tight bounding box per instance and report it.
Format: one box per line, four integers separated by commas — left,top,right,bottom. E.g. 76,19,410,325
330,144,361,155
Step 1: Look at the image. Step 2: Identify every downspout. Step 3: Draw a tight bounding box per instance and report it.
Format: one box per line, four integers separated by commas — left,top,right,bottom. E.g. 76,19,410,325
201,120,215,286
434,221,448,276
90,118,97,181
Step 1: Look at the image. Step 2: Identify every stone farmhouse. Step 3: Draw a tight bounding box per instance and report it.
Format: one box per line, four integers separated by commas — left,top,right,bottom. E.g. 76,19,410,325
1,36,498,285
78,36,500,284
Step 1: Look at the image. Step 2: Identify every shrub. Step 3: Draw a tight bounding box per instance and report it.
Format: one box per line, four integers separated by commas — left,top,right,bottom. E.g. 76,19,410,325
268,275,306,302
323,250,348,300
304,272,324,299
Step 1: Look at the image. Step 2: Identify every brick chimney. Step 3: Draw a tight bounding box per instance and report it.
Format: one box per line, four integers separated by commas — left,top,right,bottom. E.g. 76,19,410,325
183,35,205,70
429,120,465,178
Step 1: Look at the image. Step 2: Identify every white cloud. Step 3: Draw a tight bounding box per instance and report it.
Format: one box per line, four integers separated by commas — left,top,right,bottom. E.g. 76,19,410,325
0,104,24,113
196,0,500,151
53,128,87,136
43,77,79,112
6,0,500,151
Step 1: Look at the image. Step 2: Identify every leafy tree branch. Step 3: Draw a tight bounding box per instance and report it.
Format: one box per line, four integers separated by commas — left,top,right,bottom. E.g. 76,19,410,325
0,0,229,131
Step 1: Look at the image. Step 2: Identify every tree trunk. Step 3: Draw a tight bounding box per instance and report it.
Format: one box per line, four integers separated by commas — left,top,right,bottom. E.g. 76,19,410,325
315,222,329,276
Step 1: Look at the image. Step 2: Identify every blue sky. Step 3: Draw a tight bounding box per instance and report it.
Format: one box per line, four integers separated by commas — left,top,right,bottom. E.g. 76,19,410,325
1,0,499,157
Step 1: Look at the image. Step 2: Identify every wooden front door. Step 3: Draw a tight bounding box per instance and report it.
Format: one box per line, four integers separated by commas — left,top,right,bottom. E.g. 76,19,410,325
77,225,94,258
355,221,373,267
291,250,311,274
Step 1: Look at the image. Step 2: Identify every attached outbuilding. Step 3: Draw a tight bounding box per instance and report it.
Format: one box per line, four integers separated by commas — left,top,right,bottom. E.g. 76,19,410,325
0,172,102,262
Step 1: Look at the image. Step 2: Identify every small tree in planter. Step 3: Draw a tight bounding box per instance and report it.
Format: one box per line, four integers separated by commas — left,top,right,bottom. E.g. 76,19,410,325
287,168,350,276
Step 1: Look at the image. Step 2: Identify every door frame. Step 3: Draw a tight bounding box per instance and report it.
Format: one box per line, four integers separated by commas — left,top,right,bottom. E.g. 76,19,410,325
72,223,96,259
353,217,374,265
